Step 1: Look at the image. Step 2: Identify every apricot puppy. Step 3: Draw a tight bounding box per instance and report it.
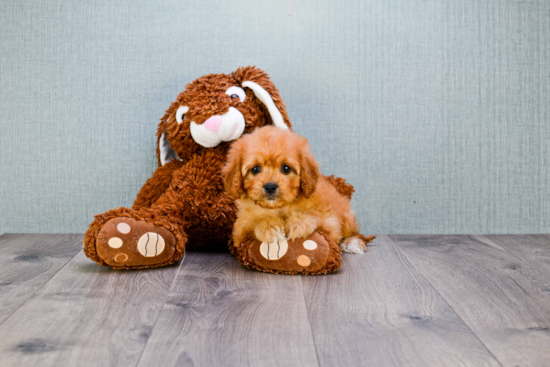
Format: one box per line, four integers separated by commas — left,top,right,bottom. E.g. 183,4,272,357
222,126,371,254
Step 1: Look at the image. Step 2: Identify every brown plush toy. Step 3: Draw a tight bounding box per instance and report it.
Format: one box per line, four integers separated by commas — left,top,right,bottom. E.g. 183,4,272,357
84,66,355,273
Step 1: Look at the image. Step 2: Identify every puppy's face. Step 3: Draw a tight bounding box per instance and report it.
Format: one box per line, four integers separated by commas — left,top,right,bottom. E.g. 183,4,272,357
222,126,319,209
242,149,301,209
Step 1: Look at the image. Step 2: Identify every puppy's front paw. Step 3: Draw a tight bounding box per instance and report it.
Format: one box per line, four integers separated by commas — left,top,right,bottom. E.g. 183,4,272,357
285,217,317,241
254,224,286,244
340,236,368,254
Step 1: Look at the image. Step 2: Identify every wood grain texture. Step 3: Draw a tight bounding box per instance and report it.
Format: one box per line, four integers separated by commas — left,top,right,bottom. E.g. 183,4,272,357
302,235,500,367
0,250,180,367
484,235,550,275
0,234,82,326
1,234,548,367
391,235,550,367
137,251,319,367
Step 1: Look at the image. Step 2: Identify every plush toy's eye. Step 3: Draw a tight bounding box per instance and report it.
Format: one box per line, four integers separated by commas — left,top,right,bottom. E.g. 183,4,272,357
251,166,261,175
281,165,291,174
176,106,189,124
225,86,246,102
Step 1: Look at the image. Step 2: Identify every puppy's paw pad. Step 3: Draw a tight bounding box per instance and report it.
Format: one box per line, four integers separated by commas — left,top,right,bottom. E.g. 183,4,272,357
340,237,367,254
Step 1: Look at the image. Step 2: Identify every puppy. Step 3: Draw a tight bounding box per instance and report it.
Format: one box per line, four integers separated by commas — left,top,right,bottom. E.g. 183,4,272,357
222,126,371,254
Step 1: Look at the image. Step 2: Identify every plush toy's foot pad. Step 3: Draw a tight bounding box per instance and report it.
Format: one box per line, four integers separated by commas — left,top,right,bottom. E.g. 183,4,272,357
96,217,177,268
236,231,341,275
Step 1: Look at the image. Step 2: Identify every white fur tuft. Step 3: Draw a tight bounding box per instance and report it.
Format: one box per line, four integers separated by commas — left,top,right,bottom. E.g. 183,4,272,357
190,107,245,148
340,237,366,254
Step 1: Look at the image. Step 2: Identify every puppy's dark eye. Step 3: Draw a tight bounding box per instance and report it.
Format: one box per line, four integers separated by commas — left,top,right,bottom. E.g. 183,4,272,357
251,166,261,175
281,165,291,174
230,94,239,99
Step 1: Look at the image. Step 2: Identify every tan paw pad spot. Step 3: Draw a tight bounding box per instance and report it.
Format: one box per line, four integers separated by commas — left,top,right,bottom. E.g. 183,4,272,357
137,232,166,257
259,239,288,260
108,237,123,249
117,222,131,234
297,255,311,267
114,253,128,263
303,240,318,250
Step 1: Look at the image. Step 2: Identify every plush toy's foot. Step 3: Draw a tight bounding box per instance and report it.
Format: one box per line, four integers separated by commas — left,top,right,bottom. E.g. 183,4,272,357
84,208,187,269
231,231,341,275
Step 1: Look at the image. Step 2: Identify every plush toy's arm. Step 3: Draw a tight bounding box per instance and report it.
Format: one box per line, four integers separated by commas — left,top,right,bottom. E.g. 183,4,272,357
132,160,184,210
324,175,355,200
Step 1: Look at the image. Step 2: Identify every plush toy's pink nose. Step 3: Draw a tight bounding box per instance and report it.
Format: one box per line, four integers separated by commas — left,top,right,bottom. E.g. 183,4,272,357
203,115,223,132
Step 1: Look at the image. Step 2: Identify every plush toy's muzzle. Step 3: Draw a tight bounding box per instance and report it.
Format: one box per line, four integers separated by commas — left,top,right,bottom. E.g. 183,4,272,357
186,80,289,149
190,107,246,148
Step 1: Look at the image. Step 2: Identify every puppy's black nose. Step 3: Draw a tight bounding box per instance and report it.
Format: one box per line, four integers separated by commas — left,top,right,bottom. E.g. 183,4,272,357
263,182,278,195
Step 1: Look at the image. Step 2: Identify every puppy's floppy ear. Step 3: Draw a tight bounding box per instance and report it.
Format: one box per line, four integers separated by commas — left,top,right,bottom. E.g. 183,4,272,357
232,66,292,130
299,145,320,198
222,139,246,199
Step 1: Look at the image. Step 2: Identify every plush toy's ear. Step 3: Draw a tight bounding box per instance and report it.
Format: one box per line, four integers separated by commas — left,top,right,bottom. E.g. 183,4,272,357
221,139,246,199
242,81,288,130
299,144,320,198
156,113,180,166
232,66,292,130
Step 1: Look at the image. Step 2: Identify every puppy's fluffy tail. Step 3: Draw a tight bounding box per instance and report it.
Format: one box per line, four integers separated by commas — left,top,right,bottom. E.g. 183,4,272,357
357,234,377,244
324,175,355,199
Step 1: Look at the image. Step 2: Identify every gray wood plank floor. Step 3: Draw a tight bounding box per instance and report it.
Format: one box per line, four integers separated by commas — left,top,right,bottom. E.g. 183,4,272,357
302,236,500,367
0,233,548,367
0,234,82,326
391,235,550,367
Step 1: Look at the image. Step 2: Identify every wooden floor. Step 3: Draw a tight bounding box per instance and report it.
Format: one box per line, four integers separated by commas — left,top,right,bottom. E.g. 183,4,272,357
0,234,549,366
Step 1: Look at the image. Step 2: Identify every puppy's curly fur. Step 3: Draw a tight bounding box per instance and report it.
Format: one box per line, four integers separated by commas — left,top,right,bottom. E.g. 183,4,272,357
222,126,372,253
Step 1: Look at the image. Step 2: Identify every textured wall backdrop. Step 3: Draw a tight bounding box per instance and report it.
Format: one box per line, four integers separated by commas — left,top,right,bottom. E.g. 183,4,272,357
1,0,549,235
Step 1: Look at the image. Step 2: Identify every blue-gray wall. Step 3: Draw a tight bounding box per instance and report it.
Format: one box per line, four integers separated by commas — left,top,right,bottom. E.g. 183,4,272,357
1,0,549,235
